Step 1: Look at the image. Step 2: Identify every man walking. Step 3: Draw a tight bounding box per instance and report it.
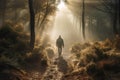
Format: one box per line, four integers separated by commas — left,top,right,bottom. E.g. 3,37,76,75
56,35,64,57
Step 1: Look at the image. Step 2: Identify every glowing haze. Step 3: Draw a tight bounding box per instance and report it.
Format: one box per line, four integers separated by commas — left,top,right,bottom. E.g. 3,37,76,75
50,0,83,57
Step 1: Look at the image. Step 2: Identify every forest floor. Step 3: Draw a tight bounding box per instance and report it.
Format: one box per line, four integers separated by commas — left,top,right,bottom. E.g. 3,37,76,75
28,35,120,80
0,24,120,80
0,38,120,80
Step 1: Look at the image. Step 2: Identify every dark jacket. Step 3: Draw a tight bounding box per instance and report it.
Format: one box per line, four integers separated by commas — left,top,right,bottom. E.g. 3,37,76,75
56,37,64,48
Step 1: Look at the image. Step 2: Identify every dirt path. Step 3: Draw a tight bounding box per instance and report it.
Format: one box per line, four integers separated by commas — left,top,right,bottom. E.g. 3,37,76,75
41,57,63,80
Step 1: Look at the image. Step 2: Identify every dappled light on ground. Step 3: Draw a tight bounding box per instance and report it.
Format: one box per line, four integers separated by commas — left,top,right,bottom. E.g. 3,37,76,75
42,56,69,80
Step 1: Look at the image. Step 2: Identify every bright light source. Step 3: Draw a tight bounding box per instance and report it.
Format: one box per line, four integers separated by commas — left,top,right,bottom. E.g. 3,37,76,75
57,0,65,10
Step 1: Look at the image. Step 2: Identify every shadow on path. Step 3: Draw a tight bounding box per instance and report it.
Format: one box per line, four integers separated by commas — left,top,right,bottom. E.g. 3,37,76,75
56,56,69,74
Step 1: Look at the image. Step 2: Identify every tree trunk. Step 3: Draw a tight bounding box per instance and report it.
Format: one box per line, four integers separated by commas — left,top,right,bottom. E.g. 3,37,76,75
1,0,7,26
28,0,35,50
112,0,119,35
1,10,5,26
82,0,85,39
14,0,17,24
118,0,120,34
112,14,118,35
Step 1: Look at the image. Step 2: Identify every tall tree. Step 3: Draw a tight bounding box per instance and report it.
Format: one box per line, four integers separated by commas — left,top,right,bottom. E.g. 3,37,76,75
28,0,35,50
112,0,119,34
81,0,85,39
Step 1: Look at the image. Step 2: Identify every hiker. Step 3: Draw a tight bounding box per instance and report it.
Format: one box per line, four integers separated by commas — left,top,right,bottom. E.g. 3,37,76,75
56,35,64,57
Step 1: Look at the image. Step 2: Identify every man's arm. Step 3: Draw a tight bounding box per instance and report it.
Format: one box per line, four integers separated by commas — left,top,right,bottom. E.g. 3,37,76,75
62,39,64,48
56,39,58,47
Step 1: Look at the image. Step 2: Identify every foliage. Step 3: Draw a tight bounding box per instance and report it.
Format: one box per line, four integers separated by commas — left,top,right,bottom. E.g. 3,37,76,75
0,23,30,79
24,46,48,73
0,62,27,80
67,37,120,80
0,23,30,58
0,23,50,78
86,62,105,80
34,0,56,33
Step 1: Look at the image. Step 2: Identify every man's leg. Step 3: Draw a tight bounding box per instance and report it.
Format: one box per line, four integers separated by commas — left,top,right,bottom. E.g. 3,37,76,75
58,48,60,57
58,47,62,57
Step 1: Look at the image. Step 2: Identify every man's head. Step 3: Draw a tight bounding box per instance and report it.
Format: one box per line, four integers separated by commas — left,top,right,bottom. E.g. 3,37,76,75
59,35,61,38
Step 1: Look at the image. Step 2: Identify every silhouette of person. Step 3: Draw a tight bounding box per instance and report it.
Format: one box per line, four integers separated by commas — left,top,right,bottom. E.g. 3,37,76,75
56,35,64,57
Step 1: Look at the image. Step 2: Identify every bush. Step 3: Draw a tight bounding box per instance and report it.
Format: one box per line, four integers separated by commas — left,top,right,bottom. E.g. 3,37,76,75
70,41,110,70
0,23,30,66
86,62,106,80
0,62,26,80
24,47,48,72
78,46,103,66
0,24,29,57
70,43,91,54
113,35,120,50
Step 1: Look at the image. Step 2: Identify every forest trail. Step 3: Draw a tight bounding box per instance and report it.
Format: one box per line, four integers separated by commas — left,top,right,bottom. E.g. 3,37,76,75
42,58,63,80
26,57,63,80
